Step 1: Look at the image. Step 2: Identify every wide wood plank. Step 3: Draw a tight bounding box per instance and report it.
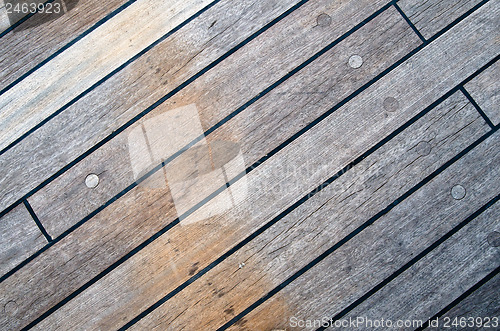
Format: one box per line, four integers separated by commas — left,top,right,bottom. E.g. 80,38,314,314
465,60,500,126
126,92,491,330
398,0,483,39
27,2,500,328
28,0,395,237
0,203,46,277
425,273,500,330
227,130,500,331
1,6,418,330
0,0,125,89
0,0,213,151
336,202,499,331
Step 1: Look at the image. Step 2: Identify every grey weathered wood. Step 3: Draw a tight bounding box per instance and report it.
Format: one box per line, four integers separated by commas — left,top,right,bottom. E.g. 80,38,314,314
0,0,303,213
3,6,417,330
425,273,500,331
27,0,396,237
398,0,483,39
0,203,46,277
465,60,500,126
28,2,500,327
126,92,491,330
229,130,500,331
0,0,213,152
336,202,500,331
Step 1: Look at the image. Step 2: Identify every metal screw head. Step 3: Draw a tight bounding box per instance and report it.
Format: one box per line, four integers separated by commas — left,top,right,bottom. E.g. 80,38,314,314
348,55,363,69
383,97,399,112
316,13,332,27
85,174,100,189
451,184,466,200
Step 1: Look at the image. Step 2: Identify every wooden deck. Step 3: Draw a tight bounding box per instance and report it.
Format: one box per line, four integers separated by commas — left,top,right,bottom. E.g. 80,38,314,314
0,0,499,330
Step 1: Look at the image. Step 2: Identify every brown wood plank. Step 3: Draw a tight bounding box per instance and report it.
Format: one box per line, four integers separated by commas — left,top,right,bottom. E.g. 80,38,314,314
465,60,500,126
27,0,395,237
398,0,483,39
0,0,305,212
425,273,500,331
0,0,125,90
126,92,491,330
0,0,213,153
25,2,499,328
226,130,500,331
0,203,46,277
335,202,499,331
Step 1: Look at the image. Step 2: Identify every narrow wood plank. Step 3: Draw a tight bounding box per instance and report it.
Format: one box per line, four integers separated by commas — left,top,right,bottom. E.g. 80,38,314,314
126,92,491,330
426,273,500,331
465,60,500,126
226,130,500,331
398,0,483,39
0,0,124,89
0,0,214,152
0,203,46,277
335,202,499,331
3,6,418,330
28,0,395,237
27,2,499,328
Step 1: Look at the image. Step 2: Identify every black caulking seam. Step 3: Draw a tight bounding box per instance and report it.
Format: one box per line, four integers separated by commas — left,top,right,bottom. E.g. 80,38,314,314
23,199,52,242
393,2,426,43
460,86,495,130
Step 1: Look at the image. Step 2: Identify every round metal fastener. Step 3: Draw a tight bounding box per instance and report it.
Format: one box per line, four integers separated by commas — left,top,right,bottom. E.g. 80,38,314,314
383,97,399,112
85,174,100,189
451,184,466,200
416,141,432,156
487,231,500,247
348,55,363,69
316,13,332,27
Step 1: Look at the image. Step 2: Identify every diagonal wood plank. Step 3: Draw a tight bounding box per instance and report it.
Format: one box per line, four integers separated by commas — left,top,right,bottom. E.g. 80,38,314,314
26,1,500,328
226,129,500,331
0,0,214,152
125,92,491,330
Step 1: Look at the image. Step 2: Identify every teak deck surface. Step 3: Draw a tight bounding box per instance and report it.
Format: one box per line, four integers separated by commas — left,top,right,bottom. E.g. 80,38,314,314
0,0,498,330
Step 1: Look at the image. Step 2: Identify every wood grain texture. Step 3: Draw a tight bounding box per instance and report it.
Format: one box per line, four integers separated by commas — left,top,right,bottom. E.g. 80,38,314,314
29,2,500,327
4,6,418,330
230,129,500,331
0,0,123,90
0,0,213,151
336,202,500,331
0,0,303,213
127,92,490,330
398,0,483,39
28,0,395,237
465,60,500,126
0,203,46,277
425,273,500,331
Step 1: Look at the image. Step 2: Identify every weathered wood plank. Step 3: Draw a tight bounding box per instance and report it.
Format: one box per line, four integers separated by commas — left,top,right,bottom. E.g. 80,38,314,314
28,0,395,237
0,0,213,151
0,0,124,89
0,203,46,277
126,92,491,330
226,130,500,331
2,6,418,330
0,0,305,213
336,202,499,331
465,60,500,126
27,2,500,328
425,273,500,331
398,0,483,39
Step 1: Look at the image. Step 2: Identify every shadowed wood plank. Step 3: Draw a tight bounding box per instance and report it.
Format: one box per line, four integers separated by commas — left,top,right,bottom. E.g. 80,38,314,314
229,130,500,331
28,2,500,328
0,0,125,90
127,92,491,330
0,203,46,277
425,273,500,330
3,6,419,330
0,0,213,152
335,202,499,331
28,0,394,237
398,0,483,39
465,60,500,126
